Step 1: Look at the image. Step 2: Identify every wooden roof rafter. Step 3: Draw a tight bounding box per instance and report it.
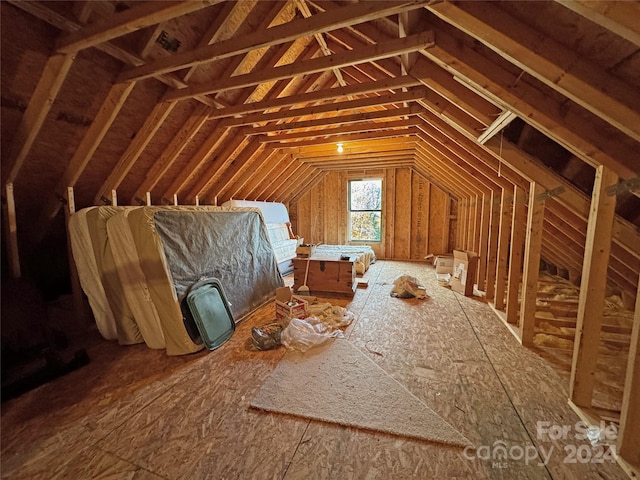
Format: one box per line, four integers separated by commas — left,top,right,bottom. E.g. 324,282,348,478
163,31,434,102
426,1,640,142
118,0,432,84
420,11,640,179
56,1,222,54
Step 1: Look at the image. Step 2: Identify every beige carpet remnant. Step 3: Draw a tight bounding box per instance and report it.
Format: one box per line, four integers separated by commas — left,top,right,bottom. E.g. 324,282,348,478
250,339,470,447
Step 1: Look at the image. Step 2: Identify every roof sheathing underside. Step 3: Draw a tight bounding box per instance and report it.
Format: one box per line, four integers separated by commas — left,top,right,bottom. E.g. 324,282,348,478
1,0,639,296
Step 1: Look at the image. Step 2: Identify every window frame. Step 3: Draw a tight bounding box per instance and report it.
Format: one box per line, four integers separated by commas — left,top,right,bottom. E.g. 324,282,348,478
347,178,383,243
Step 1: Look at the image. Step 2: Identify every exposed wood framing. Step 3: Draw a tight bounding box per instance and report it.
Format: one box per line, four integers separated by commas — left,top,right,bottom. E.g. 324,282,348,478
570,166,619,407
2,183,21,279
426,1,640,142
2,54,74,186
56,1,218,54
519,182,545,346
505,185,527,324
35,81,136,241
618,277,640,469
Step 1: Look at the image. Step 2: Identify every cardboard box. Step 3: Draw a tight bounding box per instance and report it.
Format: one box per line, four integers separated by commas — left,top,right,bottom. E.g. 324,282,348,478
434,254,454,274
275,286,309,322
450,250,479,296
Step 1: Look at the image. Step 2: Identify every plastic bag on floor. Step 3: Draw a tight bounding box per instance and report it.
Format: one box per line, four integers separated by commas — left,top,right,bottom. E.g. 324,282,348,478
390,275,427,299
305,303,355,328
281,317,345,352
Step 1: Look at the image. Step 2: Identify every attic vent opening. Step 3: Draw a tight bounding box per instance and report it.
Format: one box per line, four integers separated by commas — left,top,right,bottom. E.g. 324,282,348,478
156,31,181,53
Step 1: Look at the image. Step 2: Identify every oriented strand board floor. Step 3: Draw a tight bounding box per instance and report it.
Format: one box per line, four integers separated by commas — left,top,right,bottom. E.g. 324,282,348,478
1,261,629,479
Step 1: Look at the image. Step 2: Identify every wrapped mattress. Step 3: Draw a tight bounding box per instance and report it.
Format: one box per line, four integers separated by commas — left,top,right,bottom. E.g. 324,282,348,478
106,208,165,349
84,206,144,345
68,207,118,340
125,206,283,355
222,200,298,269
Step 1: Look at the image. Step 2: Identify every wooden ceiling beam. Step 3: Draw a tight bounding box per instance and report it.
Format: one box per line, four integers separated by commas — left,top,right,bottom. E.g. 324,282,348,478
415,109,528,190
293,136,416,155
2,53,74,186
426,1,640,142
249,104,422,133
301,151,417,165
260,118,421,143
57,1,218,54
183,130,250,203
152,35,313,203
422,27,640,179
414,118,515,191
294,0,347,87
410,55,500,125
217,146,277,202
285,165,326,205
164,31,434,101
232,151,291,201
310,159,417,172
263,160,312,201
201,137,265,202
224,88,427,127
95,102,176,205
209,75,421,119
8,1,213,97
270,127,421,148
35,82,135,241
414,147,492,196
555,0,640,47
413,135,502,193
132,104,211,204
119,0,431,83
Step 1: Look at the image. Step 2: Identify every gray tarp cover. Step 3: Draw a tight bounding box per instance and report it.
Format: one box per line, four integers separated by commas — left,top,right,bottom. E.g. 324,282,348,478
153,210,284,321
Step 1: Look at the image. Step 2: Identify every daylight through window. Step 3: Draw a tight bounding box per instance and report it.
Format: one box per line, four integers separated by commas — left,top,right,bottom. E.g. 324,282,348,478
348,179,382,242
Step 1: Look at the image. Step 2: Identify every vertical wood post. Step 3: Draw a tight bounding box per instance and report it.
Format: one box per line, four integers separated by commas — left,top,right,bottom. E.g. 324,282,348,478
64,187,86,325
485,191,501,300
520,182,545,346
476,193,490,291
3,183,21,278
570,166,618,406
145,192,152,206
494,187,513,310
506,185,527,325
443,195,451,252
618,277,640,468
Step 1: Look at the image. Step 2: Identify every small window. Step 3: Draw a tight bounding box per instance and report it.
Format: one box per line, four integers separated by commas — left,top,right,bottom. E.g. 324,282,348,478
348,179,382,242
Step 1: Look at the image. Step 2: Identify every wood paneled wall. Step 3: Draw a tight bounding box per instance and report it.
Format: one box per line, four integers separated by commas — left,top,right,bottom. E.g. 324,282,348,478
290,167,452,260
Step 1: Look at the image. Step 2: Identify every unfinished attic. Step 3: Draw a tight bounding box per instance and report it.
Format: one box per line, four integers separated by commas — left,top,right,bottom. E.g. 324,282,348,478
1,0,639,478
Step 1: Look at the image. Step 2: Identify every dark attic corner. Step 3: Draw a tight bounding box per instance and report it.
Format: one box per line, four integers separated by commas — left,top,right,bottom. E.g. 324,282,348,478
1,214,90,404
1,0,639,478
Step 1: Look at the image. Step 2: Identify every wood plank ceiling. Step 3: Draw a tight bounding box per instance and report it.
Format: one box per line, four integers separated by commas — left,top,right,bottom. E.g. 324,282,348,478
1,0,639,294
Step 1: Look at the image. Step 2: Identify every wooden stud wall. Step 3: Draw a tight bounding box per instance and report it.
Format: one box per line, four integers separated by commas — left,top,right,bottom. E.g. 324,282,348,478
291,167,452,260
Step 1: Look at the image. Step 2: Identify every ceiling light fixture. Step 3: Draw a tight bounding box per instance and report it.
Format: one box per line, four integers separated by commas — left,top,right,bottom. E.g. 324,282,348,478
337,143,344,153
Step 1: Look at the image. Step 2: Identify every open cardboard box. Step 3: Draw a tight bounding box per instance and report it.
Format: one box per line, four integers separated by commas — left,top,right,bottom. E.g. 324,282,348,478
450,250,479,297
275,286,310,322
434,254,454,274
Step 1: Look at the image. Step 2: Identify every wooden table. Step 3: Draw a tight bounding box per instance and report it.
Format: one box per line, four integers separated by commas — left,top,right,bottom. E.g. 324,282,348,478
292,254,357,297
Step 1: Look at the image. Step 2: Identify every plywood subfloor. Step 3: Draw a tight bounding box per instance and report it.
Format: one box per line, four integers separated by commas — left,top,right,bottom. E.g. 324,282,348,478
1,261,628,479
